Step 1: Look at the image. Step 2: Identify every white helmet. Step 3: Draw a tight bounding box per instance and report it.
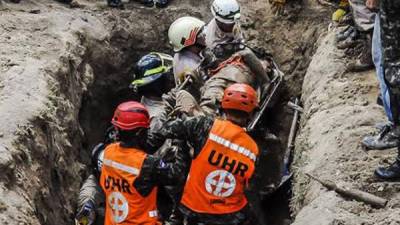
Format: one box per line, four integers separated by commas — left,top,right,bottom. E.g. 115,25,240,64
168,16,206,52
211,0,241,24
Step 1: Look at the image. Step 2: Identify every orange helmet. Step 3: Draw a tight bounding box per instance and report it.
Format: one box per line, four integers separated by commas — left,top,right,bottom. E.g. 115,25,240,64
111,101,150,131
221,83,258,113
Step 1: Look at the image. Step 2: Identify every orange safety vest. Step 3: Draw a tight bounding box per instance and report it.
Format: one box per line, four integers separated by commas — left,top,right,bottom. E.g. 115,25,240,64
181,119,259,214
100,143,160,225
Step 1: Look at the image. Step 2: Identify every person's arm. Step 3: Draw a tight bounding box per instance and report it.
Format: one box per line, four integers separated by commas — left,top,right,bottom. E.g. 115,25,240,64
133,143,191,197
160,115,214,157
77,175,104,210
75,143,106,225
146,113,168,153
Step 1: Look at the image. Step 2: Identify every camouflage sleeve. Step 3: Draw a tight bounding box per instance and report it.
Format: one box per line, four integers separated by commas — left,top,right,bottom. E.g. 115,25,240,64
77,174,105,210
161,87,178,115
160,115,214,157
146,115,168,153
133,146,191,197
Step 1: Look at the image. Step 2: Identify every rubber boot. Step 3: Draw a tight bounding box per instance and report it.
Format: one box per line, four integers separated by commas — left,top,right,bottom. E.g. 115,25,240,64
361,124,398,150
175,90,204,117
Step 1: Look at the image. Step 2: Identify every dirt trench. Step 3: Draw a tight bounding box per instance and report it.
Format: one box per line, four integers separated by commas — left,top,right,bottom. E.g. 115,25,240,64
0,0,332,224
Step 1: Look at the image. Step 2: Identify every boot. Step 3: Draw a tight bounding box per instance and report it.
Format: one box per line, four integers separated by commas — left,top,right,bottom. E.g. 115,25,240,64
375,158,400,180
361,124,398,150
336,26,354,43
107,0,124,8
140,0,154,7
175,90,204,117
346,35,374,72
154,0,168,7
336,30,361,50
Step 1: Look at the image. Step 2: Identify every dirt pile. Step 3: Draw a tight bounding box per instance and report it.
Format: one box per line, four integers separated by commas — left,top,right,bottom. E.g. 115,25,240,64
291,31,400,225
0,1,210,224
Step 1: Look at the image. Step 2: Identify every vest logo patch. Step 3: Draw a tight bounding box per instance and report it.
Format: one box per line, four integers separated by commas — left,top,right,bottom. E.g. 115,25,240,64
108,191,129,223
205,170,236,197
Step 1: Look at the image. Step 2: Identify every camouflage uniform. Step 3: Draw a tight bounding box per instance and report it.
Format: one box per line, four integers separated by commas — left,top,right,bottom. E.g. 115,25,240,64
380,0,400,154
348,0,375,32
205,18,244,50
373,0,400,179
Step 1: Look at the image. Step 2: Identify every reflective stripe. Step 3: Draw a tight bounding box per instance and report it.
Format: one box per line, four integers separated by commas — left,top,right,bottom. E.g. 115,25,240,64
209,133,257,162
103,158,140,176
148,210,158,218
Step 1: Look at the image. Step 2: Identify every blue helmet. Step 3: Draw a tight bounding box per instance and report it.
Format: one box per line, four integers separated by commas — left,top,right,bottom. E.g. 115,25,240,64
132,52,173,87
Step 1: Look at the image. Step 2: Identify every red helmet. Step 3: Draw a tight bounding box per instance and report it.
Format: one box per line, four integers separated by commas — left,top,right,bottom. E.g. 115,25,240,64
111,101,150,131
221,83,258,113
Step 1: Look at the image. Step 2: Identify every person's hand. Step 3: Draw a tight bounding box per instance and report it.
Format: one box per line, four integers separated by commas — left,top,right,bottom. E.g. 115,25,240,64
75,201,96,225
366,0,378,9
269,0,286,16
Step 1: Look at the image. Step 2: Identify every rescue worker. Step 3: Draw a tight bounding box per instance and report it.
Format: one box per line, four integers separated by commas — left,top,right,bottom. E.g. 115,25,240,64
160,84,260,225
131,52,174,140
163,16,207,115
100,101,189,224
373,0,400,180
344,0,375,72
168,16,206,87
75,53,177,225
361,0,396,150
166,16,270,118
206,0,244,53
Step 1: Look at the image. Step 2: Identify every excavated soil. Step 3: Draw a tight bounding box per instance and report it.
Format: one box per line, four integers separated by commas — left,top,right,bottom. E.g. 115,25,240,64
4,0,397,225
291,31,400,225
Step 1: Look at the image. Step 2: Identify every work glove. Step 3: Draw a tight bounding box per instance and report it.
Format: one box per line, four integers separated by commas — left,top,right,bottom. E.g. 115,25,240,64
269,0,286,16
75,200,96,225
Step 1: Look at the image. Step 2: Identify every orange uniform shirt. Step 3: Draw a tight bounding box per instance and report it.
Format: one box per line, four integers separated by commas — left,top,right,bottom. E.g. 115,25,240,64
181,119,259,214
100,143,161,225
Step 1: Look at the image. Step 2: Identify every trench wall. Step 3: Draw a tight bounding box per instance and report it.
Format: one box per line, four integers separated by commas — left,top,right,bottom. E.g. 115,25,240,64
0,1,209,224
291,30,400,224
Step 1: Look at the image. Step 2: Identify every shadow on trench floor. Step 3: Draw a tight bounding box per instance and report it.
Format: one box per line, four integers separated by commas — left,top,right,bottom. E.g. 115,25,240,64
262,180,292,225
154,180,293,225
